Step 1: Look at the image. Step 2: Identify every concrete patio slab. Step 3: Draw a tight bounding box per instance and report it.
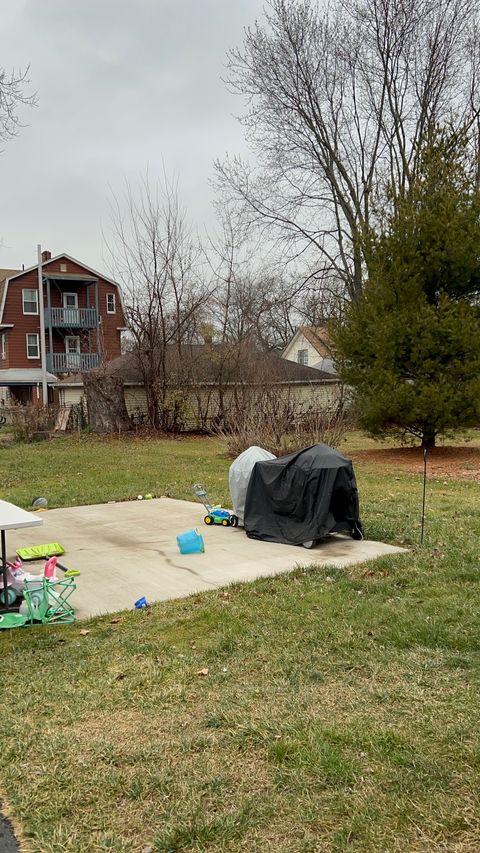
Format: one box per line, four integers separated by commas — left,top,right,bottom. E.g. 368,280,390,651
7,498,406,620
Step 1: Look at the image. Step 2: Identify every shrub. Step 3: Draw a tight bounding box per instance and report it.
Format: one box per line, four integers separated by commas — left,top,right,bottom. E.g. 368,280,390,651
10,404,58,442
214,386,348,457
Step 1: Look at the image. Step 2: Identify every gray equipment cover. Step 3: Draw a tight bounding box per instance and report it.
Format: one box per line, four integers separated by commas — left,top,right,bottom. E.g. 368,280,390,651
229,446,276,525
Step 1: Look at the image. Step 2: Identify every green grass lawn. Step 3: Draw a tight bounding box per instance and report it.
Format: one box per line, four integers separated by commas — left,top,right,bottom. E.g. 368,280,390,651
0,434,229,509
0,434,479,852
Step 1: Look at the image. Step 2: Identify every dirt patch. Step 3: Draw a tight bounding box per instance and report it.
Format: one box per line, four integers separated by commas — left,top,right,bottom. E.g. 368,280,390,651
350,446,480,481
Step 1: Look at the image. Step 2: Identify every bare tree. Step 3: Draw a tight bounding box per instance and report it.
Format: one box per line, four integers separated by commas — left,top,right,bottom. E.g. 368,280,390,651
216,0,480,302
107,174,207,429
205,205,298,351
0,66,36,145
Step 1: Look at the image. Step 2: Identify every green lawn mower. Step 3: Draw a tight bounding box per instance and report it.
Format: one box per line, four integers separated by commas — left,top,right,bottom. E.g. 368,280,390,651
193,484,238,527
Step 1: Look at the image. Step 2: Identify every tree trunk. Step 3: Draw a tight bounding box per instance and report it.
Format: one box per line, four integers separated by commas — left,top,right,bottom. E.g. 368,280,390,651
421,430,436,449
83,372,132,434
145,384,160,430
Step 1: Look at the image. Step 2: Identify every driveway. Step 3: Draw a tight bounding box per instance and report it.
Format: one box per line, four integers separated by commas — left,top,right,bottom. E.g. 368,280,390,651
8,498,406,619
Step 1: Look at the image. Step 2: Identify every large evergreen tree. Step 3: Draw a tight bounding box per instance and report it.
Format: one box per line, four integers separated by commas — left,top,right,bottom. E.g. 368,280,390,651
331,130,480,447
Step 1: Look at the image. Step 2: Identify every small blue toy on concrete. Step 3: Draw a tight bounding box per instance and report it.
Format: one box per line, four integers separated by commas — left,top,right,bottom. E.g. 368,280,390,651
193,484,238,528
177,528,205,554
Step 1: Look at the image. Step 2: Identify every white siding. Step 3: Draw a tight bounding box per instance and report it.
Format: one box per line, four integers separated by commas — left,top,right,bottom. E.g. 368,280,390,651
58,381,341,431
125,386,148,415
59,387,84,408
60,385,148,416
283,332,322,368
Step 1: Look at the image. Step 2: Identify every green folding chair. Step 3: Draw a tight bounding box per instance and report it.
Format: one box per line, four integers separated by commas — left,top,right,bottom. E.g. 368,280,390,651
23,576,76,625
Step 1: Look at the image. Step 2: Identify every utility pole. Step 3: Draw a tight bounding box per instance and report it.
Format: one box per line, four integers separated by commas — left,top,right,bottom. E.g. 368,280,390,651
37,245,48,404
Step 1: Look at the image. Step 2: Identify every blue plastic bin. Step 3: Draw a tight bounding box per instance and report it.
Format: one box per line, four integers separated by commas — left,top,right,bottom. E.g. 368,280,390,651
177,528,205,554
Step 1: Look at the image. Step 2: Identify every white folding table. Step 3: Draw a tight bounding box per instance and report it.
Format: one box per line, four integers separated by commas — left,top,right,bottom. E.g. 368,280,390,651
0,500,43,613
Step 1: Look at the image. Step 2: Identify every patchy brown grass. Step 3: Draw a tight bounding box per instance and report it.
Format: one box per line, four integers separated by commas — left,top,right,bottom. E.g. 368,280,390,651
350,445,480,481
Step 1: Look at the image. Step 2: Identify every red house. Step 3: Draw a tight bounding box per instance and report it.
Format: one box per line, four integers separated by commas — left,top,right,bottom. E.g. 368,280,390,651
0,251,126,405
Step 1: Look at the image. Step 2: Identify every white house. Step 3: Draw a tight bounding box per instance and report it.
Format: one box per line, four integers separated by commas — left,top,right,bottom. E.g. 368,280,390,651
282,326,337,375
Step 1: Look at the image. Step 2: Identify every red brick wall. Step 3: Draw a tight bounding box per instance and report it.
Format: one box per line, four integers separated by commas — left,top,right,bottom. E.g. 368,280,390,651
1,256,125,369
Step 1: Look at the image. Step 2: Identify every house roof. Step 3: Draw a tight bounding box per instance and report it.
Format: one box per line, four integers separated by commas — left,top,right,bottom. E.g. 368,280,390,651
56,345,339,388
0,368,57,386
282,325,332,359
301,326,331,356
42,272,98,282
0,268,20,282
0,271,20,317
313,357,337,374
3,254,120,287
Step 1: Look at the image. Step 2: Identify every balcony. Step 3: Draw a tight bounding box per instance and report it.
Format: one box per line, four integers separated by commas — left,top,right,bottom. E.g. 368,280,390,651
45,307,99,328
46,353,101,373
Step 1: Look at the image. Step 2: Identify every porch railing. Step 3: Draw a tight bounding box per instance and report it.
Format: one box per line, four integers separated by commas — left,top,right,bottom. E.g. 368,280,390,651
44,307,99,328
46,352,101,373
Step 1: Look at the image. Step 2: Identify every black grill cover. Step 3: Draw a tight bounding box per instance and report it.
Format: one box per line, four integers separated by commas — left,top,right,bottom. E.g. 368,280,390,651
244,443,362,545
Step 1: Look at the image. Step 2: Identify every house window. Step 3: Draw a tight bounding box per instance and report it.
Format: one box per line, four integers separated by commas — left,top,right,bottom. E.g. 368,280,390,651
65,336,80,354
0,335,6,360
106,293,116,314
22,289,38,315
26,333,40,359
64,336,80,370
60,263,67,272
297,349,308,365
63,292,78,309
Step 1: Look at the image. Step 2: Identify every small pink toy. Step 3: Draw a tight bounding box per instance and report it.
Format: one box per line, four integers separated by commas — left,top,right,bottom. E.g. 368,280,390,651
0,557,40,605
44,556,58,580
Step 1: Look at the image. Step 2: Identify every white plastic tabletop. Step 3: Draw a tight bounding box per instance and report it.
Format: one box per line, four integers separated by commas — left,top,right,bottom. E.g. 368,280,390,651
0,500,43,532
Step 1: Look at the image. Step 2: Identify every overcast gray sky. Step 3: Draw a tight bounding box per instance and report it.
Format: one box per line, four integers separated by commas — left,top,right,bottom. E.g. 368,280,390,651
0,0,263,272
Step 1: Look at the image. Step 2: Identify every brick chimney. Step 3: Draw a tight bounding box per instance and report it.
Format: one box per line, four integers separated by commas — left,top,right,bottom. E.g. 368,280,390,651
41,250,51,263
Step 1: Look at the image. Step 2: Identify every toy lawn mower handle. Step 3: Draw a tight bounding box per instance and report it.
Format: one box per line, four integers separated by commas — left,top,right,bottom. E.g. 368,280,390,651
193,483,212,512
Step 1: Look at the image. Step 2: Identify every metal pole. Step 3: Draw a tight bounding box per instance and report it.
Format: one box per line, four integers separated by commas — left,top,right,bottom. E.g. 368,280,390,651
37,245,48,404
1,529,9,613
95,280,100,363
420,446,428,545
46,277,53,370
